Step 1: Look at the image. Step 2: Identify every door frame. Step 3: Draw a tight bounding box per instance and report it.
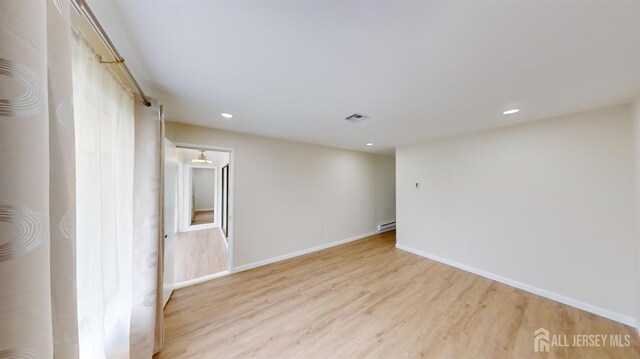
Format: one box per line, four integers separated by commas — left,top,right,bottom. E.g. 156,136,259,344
172,142,235,278
162,138,178,307
221,164,229,238
181,163,219,232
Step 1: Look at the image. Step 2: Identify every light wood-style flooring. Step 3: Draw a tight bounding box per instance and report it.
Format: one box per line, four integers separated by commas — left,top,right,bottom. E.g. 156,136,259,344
191,210,214,225
157,231,640,358
174,228,228,283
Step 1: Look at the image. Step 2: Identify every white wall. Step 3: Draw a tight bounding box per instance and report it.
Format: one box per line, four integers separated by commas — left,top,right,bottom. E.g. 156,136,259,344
166,122,396,268
396,105,636,323
192,168,215,210
634,97,640,328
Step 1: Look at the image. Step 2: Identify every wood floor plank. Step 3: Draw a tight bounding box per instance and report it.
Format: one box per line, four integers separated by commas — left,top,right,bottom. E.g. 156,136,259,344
156,231,640,358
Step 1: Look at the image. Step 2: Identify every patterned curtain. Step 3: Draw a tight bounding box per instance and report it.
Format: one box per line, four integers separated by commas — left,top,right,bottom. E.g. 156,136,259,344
131,100,163,358
0,0,79,358
1,1,164,357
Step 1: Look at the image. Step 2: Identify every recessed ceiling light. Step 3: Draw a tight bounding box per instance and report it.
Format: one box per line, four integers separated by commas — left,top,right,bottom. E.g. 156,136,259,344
221,113,233,118
366,143,374,147
502,109,520,115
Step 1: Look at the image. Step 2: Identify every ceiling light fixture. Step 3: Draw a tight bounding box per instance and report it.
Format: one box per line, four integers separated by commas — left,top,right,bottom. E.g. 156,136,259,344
366,143,374,147
502,108,520,115
192,150,212,164
221,112,234,118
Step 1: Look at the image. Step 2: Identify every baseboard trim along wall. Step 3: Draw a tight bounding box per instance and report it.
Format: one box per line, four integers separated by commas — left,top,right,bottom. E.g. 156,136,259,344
232,228,394,273
395,243,637,328
174,270,230,289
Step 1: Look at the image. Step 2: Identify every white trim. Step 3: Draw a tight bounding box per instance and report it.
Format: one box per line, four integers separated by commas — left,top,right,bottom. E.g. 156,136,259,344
173,270,230,289
395,243,637,328
179,223,217,232
174,142,235,274
183,164,218,230
232,229,393,273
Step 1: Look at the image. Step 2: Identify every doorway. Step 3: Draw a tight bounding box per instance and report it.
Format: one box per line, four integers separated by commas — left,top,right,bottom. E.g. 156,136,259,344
191,167,216,226
183,161,219,231
163,141,234,299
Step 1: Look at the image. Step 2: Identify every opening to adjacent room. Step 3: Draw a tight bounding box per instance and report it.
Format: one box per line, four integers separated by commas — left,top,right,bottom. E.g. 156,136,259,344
162,141,234,305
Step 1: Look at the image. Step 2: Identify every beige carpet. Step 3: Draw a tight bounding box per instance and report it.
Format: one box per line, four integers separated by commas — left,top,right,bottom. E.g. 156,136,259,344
174,227,228,283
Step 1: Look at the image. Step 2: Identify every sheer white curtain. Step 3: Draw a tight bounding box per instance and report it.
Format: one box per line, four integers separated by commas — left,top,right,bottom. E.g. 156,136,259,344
1,3,161,357
1,1,79,357
72,33,135,359
131,102,164,357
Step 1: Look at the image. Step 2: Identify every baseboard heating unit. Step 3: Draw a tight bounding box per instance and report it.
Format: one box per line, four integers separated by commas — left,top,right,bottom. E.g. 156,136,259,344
377,221,396,232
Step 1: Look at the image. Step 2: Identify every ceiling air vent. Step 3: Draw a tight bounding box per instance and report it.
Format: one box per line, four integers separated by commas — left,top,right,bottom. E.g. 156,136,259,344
344,113,368,123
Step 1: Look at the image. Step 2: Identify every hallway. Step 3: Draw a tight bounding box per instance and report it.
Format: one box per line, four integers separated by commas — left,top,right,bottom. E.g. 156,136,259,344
174,228,228,283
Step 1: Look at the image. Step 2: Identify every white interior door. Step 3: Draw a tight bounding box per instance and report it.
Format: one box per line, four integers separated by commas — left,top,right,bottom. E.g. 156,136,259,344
163,138,178,307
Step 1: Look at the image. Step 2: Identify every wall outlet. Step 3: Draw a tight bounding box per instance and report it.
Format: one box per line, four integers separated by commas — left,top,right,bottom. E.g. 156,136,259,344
415,182,420,189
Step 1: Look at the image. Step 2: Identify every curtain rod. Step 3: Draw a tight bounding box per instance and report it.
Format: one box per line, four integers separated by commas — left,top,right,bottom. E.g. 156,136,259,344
71,0,152,107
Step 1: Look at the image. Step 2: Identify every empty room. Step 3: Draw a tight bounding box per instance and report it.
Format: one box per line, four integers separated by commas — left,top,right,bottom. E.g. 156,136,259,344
1,0,640,358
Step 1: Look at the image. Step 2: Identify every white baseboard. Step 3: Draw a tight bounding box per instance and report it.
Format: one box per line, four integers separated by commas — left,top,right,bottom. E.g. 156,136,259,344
181,223,219,232
232,229,392,273
395,243,637,328
174,270,230,289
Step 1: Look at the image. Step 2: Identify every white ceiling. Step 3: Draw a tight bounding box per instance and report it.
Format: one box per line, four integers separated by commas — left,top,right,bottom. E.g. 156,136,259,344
88,0,640,154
